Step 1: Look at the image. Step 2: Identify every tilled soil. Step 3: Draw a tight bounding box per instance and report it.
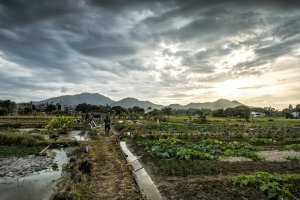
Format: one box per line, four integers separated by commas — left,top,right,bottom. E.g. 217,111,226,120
160,178,267,200
87,131,142,200
126,140,300,200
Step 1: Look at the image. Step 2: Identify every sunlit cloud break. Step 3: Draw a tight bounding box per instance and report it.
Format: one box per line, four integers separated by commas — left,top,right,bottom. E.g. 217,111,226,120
0,0,300,109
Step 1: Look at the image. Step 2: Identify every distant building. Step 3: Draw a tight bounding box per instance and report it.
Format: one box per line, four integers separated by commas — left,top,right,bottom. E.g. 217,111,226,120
61,105,76,114
292,112,300,118
251,111,266,117
145,107,153,113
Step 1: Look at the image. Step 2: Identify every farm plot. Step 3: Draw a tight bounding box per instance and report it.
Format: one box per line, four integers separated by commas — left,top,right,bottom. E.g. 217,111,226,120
119,119,300,200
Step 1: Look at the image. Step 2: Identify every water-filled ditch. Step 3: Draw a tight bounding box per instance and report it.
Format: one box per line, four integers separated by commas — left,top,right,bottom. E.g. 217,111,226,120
0,130,89,200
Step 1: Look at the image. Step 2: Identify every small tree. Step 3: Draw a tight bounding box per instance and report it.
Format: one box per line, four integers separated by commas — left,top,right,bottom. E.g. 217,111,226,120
46,104,57,113
162,107,172,116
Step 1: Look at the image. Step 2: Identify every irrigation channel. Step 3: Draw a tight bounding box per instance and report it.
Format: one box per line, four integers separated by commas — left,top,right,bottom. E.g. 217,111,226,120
0,128,162,200
0,130,90,200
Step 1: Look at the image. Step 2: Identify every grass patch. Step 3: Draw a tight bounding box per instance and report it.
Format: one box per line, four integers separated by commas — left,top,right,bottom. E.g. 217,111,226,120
285,156,300,163
0,131,49,146
0,145,45,157
249,138,277,145
284,144,300,151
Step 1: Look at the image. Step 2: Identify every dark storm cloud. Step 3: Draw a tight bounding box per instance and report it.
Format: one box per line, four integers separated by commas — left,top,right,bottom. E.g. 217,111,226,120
0,0,299,103
0,0,83,27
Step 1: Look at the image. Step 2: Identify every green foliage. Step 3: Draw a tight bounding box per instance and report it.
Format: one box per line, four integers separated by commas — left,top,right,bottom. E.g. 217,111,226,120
158,137,185,145
224,141,262,160
114,123,127,131
144,122,230,133
0,145,44,157
139,138,260,160
233,172,300,199
249,138,277,145
45,116,73,133
0,100,16,115
201,139,223,145
284,137,300,144
284,144,300,151
176,149,214,160
0,131,48,146
285,156,300,163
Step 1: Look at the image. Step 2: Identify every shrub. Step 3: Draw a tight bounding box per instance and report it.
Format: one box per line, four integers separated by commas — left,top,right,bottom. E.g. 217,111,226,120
45,116,73,134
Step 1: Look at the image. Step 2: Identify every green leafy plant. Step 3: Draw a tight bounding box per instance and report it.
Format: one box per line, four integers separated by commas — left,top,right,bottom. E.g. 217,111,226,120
45,116,73,134
233,172,300,199
224,141,262,160
284,144,300,151
285,156,300,163
176,149,214,160
249,138,277,145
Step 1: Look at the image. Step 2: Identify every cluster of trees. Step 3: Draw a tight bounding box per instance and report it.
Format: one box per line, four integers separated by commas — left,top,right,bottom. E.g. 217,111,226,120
0,100,16,115
75,103,108,113
212,106,251,120
161,106,251,122
282,104,300,119
75,103,146,119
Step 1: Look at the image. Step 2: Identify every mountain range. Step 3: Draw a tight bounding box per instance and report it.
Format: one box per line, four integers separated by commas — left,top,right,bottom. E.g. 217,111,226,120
34,92,243,110
168,99,242,110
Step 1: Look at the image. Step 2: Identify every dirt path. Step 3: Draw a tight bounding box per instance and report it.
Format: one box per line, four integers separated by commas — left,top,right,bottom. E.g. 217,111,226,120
88,130,142,200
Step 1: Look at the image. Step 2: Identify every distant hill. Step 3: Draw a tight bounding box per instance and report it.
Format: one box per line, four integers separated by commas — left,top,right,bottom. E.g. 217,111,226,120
111,97,163,109
34,93,243,110
167,99,243,110
34,93,115,106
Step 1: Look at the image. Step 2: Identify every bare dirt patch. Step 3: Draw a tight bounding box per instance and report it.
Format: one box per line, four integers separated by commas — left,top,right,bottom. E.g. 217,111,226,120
257,150,300,161
87,131,142,200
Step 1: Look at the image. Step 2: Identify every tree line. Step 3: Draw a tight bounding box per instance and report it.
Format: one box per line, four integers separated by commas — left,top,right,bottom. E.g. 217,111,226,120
0,99,299,119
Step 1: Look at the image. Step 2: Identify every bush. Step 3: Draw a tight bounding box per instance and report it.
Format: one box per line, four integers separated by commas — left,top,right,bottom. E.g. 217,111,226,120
45,116,73,134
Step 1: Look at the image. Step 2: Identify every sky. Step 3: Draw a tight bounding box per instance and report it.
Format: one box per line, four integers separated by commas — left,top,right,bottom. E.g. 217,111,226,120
0,0,299,109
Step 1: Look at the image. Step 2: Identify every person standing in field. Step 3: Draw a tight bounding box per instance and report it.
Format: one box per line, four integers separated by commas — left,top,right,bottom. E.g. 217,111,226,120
104,115,111,136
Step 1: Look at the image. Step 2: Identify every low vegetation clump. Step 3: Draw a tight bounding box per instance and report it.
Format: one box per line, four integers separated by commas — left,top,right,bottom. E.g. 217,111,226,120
249,138,277,145
0,131,48,156
224,141,262,160
45,116,73,134
285,156,300,163
0,145,45,157
283,137,300,144
233,172,300,199
0,131,48,146
138,137,261,160
144,122,230,133
284,144,300,151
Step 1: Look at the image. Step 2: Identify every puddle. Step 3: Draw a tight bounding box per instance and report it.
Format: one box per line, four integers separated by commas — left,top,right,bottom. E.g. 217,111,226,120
0,148,69,200
62,130,90,141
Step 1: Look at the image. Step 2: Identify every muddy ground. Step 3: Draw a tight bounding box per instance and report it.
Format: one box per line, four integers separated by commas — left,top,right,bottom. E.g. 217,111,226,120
0,155,53,178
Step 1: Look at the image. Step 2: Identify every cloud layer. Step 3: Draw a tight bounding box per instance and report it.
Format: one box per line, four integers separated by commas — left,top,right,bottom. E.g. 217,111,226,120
0,0,299,109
